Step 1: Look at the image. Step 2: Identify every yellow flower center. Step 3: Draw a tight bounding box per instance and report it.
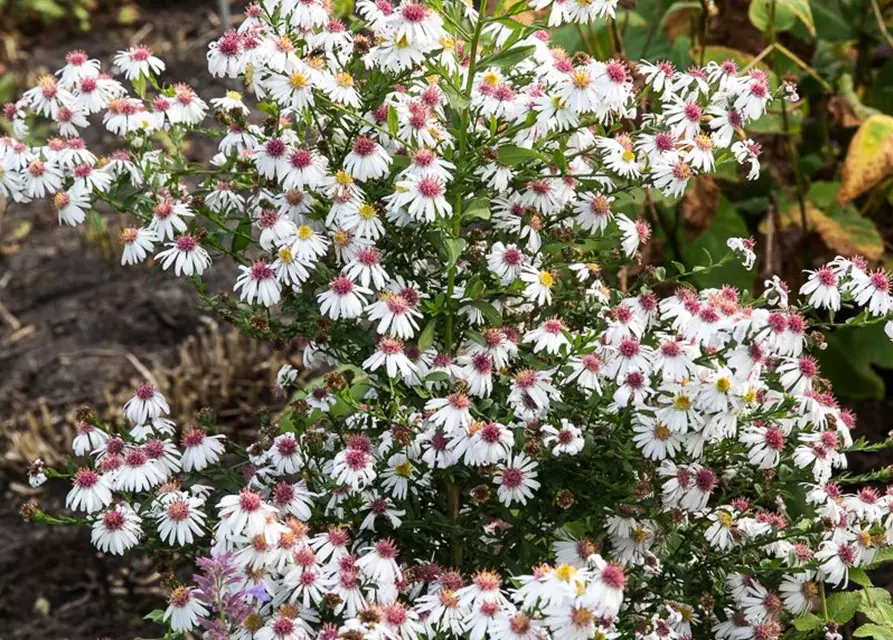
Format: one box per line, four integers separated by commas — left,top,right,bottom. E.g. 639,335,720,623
297,225,314,241
289,72,308,90
278,247,294,263
335,72,354,88
715,377,731,392
395,460,414,477
573,70,590,88
225,90,242,100
538,271,554,287
622,149,636,162
672,394,692,411
555,564,577,582
358,203,376,220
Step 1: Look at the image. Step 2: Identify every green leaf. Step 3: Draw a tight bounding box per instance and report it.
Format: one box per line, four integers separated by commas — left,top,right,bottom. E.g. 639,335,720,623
863,601,893,626
425,371,451,382
463,197,491,221
817,327,886,400
387,106,399,136
680,197,754,290
468,301,502,326
441,82,469,111
232,216,253,253
827,590,862,624
792,613,823,632
496,144,548,166
749,0,797,33
849,567,874,587
444,238,467,268
143,609,166,623
479,45,535,70
417,318,437,352
853,623,893,640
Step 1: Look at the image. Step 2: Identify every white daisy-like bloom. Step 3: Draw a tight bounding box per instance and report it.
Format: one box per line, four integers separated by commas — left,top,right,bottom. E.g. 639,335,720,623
321,71,362,107
123,383,169,424
180,427,225,472
524,317,572,356
704,509,738,551
72,421,109,456
542,419,585,456
116,446,167,492
66,468,114,513
163,585,209,633
256,208,298,251
52,185,91,226
366,292,423,339
650,159,692,198
425,393,473,434
566,352,605,395
207,31,244,78
731,138,762,180
234,260,283,307
616,214,650,257
849,269,892,316
148,199,193,241
800,266,841,311
155,235,212,277
632,416,681,461
344,136,392,181
269,433,303,474
386,173,452,223
596,135,641,178
317,274,372,320
343,245,389,289
290,224,330,261
494,453,540,506
155,492,206,546
120,226,157,266
273,245,312,289
487,242,527,285
283,146,329,191
357,538,402,584
114,45,166,80
91,504,143,555
519,266,555,306
23,159,63,199
216,489,278,539
780,571,819,615
364,337,418,379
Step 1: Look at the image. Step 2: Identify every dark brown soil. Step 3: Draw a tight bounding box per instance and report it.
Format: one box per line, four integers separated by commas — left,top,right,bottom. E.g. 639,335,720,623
0,3,245,638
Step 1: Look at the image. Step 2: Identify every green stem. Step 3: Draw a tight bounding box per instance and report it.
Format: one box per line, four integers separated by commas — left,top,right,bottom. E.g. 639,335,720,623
444,12,485,354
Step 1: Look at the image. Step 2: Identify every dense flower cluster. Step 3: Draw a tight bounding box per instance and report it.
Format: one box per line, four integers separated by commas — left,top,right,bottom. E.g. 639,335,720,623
9,0,893,639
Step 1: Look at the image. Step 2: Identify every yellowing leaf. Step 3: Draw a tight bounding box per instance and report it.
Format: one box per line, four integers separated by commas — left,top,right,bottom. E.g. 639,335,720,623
838,114,893,204
760,201,884,260
662,2,702,41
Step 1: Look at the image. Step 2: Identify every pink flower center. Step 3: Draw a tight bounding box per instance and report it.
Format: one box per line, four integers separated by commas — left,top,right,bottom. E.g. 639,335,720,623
175,235,197,252
239,490,262,512
401,3,427,21
250,261,275,281
601,563,627,589
103,510,126,530
417,176,443,198
683,103,702,122
265,138,286,158
74,469,99,488
131,46,151,61
501,467,523,488
352,136,376,156
331,276,355,296
167,501,191,521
